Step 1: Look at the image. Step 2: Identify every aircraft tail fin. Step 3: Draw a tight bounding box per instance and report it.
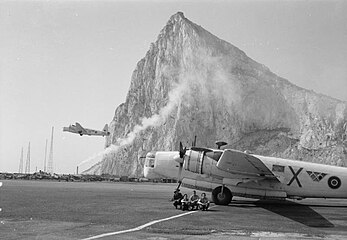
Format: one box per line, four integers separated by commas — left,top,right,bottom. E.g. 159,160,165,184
103,124,110,136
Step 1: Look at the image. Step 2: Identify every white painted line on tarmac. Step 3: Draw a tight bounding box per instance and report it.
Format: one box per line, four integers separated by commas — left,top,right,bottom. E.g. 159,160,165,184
81,210,199,240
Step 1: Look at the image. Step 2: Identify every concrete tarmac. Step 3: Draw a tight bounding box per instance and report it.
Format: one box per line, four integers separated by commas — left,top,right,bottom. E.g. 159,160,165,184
1,180,347,239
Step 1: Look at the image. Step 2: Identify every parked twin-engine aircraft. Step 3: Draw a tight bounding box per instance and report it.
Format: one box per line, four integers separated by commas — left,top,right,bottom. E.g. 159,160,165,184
144,141,347,205
63,122,110,137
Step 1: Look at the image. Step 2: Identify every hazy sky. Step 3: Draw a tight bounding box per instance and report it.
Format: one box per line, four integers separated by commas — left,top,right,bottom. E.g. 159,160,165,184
1,0,346,174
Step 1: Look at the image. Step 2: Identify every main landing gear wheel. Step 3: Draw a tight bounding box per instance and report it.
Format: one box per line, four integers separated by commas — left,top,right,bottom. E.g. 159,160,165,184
212,186,232,205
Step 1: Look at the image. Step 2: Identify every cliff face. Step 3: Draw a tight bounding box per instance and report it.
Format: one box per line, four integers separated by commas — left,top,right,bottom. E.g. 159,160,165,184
84,12,347,176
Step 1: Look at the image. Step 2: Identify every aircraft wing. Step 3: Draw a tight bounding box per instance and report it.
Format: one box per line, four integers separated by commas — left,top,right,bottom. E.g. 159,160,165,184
75,122,88,135
216,149,279,181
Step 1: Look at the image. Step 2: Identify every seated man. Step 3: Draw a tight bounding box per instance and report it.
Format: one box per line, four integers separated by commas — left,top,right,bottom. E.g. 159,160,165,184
198,193,210,211
189,190,200,210
171,189,183,209
181,194,190,211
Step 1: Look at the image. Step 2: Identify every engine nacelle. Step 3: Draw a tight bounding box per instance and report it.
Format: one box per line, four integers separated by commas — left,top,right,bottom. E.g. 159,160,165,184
184,150,215,175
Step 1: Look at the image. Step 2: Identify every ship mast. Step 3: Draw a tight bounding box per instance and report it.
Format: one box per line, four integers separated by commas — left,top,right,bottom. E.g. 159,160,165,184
47,127,54,174
44,139,48,172
18,147,24,173
25,142,30,174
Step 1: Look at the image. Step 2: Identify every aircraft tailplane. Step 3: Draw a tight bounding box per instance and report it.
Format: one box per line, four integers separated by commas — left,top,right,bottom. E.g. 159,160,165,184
103,124,108,133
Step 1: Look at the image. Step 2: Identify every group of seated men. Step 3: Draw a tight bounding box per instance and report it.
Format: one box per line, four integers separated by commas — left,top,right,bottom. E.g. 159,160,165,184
171,189,210,211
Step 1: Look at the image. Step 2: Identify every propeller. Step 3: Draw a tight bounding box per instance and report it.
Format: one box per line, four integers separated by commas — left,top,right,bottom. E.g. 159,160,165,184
179,142,187,158
175,142,187,190
175,137,196,190
177,162,183,189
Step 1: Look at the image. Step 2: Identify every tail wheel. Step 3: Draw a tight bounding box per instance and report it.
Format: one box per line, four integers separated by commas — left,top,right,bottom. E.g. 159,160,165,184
212,186,232,205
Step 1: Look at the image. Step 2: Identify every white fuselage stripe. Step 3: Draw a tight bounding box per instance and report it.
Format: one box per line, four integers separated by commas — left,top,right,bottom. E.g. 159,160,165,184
81,210,199,240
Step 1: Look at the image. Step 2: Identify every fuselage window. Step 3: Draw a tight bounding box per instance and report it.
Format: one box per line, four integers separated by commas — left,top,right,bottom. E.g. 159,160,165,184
205,151,223,161
145,152,156,168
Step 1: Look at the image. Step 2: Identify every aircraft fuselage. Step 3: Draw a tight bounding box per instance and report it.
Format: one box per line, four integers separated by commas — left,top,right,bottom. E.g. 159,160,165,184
63,125,109,136
144,150,347,202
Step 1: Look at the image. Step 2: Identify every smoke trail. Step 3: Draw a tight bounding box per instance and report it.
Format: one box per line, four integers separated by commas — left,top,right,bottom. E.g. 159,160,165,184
78,144,119,168
78,77,188,169
79,48,241,170
118,80,187,146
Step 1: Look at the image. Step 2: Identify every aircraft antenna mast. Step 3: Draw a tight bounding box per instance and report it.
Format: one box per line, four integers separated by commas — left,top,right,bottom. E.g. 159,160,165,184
47,127,54,174
25,142,31,174
44,139,48,172
19,147,24,173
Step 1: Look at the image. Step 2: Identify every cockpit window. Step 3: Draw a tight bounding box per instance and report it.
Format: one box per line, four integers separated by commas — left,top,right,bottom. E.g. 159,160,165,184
145,152,156,168
205,151,223,161
146,152,156,158
145,156,155,168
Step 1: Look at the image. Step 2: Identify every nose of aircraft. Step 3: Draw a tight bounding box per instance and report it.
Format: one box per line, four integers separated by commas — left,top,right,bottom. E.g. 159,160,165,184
143,152,159,179
143,151,180,180
143,166,161,179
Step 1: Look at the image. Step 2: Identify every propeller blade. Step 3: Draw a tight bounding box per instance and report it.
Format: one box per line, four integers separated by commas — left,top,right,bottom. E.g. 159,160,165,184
179,142,186,158
177,162,183,189
173,154,183,163
177,180,182,189
177,142,186,190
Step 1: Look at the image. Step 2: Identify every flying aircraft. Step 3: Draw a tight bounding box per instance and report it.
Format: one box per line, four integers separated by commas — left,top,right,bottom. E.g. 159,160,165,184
144,141,347,205
63,122,110,137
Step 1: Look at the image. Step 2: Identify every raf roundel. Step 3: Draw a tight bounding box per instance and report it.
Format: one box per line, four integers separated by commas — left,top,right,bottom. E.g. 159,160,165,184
328,176,341,189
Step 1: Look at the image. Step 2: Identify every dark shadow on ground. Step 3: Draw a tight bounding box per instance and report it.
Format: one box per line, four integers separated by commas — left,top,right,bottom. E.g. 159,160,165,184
203,209,219,212
229,199,347,208
229,200,334,228
173,208,219,212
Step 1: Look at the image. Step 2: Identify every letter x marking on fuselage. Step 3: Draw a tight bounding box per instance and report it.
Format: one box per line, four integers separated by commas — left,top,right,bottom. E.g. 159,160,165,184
287,166,303,188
